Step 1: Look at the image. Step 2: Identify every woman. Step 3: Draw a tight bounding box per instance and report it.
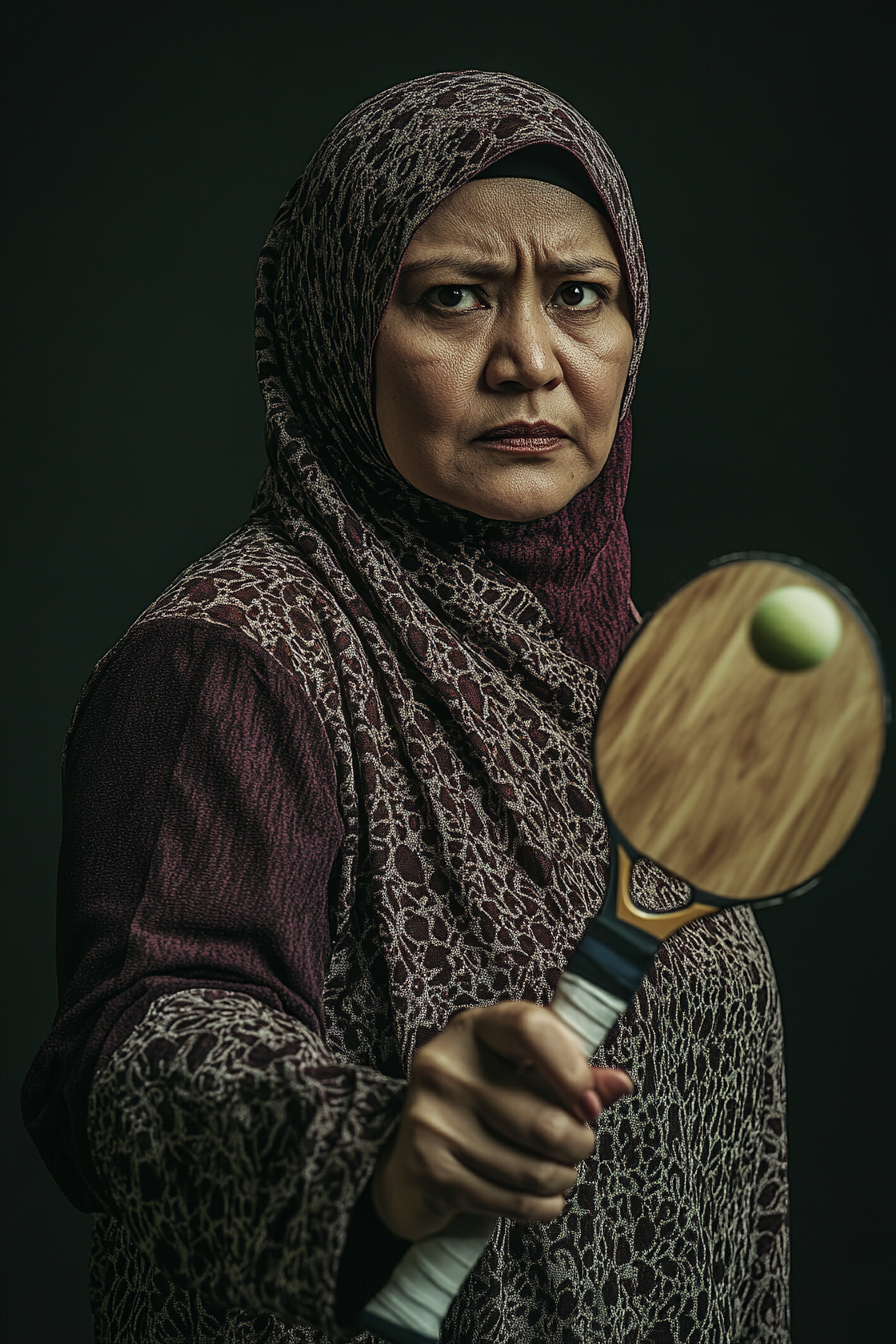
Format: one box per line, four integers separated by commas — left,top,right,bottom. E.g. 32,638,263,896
22,71,789,1342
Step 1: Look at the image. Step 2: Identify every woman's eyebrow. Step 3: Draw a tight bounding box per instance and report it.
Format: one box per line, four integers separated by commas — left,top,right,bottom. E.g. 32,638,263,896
399,253,622,280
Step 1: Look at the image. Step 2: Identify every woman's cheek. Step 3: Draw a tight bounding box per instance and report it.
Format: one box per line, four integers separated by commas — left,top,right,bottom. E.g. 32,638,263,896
409,351,471,433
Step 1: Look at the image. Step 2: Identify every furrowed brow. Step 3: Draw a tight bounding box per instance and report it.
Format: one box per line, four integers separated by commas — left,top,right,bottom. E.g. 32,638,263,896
399,255,512,279
399,253,622,280
543,255,622,278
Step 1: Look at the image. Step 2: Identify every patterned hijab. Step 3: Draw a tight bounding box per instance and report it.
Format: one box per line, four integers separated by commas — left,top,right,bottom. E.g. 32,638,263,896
251,70,654,1068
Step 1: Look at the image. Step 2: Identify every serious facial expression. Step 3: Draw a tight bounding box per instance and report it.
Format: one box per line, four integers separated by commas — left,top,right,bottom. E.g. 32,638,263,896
373,176,634,522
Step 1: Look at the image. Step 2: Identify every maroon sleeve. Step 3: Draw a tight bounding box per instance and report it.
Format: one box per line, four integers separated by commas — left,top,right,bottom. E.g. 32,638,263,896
21,616,410,1331
23,616,342,1208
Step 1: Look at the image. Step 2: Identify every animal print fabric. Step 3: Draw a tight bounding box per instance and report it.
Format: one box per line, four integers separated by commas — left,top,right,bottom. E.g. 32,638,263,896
82,70,788,1341
88,988,407,1343
89,908,789,1344
86,517,789,1341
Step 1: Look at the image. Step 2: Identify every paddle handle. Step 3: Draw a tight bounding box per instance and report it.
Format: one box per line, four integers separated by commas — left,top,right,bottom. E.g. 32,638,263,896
356,842,688,1343
356,971,628,1344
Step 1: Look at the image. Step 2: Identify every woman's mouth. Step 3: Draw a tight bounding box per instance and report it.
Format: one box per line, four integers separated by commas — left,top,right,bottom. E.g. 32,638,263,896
475,420,569,454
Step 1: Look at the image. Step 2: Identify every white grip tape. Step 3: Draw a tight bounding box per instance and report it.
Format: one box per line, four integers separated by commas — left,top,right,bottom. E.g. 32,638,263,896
362,1229,491,1339
550,971,628,1057
362,971,627,1339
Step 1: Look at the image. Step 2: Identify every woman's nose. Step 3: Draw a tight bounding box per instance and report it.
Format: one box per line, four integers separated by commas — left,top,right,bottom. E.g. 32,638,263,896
483,304,563,392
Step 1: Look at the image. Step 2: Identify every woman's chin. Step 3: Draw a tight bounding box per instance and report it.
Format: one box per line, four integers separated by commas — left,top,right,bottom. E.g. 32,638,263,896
446,478,596,523
395,443,608,522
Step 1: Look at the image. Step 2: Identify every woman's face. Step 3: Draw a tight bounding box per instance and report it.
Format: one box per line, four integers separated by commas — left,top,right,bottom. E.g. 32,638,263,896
373,176,634,522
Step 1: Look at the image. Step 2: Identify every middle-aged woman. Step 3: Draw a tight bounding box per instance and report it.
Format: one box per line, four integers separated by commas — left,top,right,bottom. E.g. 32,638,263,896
23,70,789,1343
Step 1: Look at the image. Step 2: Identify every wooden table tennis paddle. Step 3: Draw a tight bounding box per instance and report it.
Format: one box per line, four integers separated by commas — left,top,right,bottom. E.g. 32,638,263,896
360,554,887,1344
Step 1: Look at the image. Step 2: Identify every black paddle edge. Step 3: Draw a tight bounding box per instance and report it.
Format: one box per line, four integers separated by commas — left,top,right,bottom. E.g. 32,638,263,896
589,553,890,918
605,815,825,915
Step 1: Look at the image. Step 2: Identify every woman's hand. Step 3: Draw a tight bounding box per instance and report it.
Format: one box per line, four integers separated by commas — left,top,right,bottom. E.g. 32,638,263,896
371,1000,633,1242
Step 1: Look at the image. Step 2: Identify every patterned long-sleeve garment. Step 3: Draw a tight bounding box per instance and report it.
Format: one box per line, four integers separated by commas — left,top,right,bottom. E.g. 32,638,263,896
23,518,789,1344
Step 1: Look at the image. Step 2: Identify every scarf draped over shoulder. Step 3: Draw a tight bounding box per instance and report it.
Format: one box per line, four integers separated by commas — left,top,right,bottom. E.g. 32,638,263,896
248,69,660,1071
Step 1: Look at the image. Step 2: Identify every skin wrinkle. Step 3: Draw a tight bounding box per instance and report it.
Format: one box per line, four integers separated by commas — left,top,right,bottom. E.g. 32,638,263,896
374,178,633,523
396,254,624,281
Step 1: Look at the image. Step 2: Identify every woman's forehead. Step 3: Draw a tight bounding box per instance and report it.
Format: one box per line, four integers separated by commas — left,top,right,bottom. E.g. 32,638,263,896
404,178,623,266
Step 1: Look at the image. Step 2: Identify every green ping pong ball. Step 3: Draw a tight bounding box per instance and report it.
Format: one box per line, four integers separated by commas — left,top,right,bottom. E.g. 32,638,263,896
749,585,842,671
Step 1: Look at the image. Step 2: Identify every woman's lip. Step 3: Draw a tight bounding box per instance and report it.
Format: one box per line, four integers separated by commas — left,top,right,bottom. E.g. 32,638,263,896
474,421,570,454
476,434,567,454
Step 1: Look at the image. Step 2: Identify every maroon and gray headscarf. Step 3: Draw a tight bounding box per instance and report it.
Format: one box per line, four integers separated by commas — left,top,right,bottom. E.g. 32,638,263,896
250,70,658,1073
255,68,648,677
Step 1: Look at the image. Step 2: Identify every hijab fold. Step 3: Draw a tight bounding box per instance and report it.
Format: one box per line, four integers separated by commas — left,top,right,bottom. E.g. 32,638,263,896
255,69,648,676
250,71,656,1069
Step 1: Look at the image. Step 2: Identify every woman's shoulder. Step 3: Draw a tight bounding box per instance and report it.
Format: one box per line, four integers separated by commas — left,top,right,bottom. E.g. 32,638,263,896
140,517,330,628
130,518,349,695
66,520,357,767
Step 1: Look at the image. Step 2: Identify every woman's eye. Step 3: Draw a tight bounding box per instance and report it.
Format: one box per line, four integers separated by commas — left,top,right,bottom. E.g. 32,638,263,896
425,285,483,311
554,282,606,309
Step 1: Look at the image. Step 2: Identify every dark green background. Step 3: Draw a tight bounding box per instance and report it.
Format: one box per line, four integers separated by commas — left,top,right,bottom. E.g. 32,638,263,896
2,2,892,1339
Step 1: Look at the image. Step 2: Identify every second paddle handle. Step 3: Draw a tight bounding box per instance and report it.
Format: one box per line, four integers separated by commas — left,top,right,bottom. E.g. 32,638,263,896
357,972,628,1344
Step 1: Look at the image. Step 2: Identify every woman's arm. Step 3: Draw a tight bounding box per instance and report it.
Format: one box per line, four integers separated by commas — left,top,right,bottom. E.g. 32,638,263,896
87,986,408,1335
21,616,409,1338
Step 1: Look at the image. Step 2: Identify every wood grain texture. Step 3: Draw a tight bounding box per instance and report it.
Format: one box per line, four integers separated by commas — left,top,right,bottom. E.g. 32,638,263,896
595,560,887,898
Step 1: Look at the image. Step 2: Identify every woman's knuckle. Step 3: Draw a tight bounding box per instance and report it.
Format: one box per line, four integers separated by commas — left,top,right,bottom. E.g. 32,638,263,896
406,1106,447,1159
532,1108,564,1150
414,1049,464,1099
405,1093,432,1129
529,1162,560,1196
516,1001,546,1037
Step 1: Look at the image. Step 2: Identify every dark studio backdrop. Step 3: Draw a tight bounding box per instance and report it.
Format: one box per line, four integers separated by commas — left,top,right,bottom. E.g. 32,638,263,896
2,2,893,1339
